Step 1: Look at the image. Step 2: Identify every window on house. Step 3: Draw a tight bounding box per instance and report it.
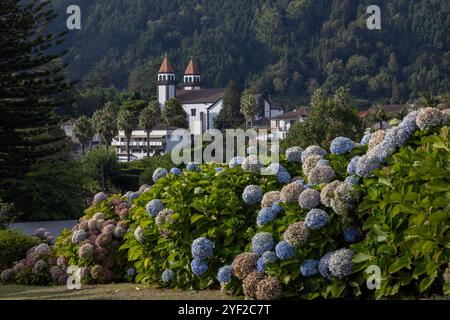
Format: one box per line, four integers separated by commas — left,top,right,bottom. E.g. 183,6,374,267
191,109,196,116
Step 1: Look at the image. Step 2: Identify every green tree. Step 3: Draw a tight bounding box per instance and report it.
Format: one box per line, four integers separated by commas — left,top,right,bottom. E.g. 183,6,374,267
81,147,119,193
117,108,137,162
0,0,71,190
92,102,118,147
215,81,243,130
240,94,259,129
283,88,362,149
73,116,94,156
139,101,161,157
162,98,188,128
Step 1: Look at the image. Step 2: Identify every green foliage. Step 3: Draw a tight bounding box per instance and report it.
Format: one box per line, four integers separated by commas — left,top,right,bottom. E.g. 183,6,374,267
283,88,362,150
81,147,120,193
215,81,244,130
48,0,449,102
162,98,188,128
240,93,259,128
121,164,281,289
73,115,95,155
138,153,175,185
0,0,71,200
91,102,118,147
11,162,86,221
354,127,450,298
0,230,38,271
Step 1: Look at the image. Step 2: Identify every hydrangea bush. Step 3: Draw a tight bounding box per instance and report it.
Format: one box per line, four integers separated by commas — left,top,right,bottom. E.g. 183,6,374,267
121,163,286,289
54,195,134,284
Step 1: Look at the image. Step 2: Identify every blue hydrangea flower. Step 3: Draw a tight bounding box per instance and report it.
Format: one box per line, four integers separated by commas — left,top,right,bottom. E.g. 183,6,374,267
300,259,319,277
214,167,223,173
71,230,88,244
368,140,396,162
127,268,136,277
170,167,182,176
217,265,233,283
355,155,381,177
298,189,320,210
191,257,208,276
257,251,277,272
328,248,354,278
252,232,275,255
242,185,264,205
318,252,333,279
275,240,296,260
191,237,213,259
305,209,328,230
186,162,200,172
152,168,168,182
360,133,371,145
303,183,312,189
347,156,360,175
344,226,361,243
93,192,108,204
256,207,276,227
316,159,330,167
277,171,291,184
229,156,245,168
285,147,303,162
161,269,174,283
398,110,418,136
330,137,355,155
345,175,359,185
301,146,327,163
146,199,164,217
271,201,283,214
134,226,144,243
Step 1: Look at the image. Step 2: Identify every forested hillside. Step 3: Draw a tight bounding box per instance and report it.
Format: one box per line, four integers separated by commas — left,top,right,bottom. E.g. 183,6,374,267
51,0,449,107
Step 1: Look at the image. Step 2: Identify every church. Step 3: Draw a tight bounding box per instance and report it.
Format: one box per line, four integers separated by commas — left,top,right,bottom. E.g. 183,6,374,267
156,56,283,135
112,56,284,161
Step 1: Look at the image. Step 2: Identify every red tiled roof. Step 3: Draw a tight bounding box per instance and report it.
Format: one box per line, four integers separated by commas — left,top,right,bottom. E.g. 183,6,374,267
359,105,404,118
176,89,225,104
184,59,200,75
271,108,309,120
159,56,175,73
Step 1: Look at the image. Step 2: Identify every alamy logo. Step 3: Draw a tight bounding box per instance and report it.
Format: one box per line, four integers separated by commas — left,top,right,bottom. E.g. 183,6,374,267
366,5,381,30
365,265,381,290
66,265,82,290
66,5,81,30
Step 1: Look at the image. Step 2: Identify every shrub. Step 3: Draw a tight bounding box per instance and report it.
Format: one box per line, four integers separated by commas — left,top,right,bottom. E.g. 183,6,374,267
54,195,133,284
353,125,450,298
121,163,284,289
0,229,38,270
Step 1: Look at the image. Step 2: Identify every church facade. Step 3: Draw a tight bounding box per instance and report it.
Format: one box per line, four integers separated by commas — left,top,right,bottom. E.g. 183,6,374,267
157,56,283,135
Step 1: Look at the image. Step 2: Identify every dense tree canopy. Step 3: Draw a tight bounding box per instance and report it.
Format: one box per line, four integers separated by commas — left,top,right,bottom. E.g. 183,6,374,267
48,0,449,105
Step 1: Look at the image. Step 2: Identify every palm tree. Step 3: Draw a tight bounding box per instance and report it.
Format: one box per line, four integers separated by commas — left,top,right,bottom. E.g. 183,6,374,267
139,101,161,157
92,102,117,147
117,108,136,162
73,115,94,156
240,94,259,129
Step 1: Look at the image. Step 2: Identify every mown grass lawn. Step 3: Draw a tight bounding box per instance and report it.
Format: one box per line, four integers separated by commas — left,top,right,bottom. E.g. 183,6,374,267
0,283,234,300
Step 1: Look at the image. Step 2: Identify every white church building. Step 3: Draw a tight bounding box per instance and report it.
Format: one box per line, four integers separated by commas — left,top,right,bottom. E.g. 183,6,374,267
113,56,283,161
157,55,283,135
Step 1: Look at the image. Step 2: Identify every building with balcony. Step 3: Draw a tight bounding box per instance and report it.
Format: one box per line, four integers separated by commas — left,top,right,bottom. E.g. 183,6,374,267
112,124,179,162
